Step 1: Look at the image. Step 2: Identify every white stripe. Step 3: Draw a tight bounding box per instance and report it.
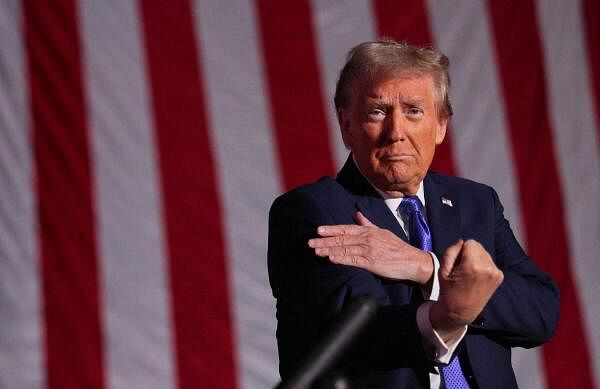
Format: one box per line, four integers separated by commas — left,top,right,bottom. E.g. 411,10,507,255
0,1,45,388
536,1,600,385
310,0,377,170
425,2,547,388
425,0,524,240
79,1,175,388
191,1,282,388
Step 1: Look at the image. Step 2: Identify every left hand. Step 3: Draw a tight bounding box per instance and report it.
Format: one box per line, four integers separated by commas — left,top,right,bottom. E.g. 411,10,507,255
430,239,504,341
308,211,434,285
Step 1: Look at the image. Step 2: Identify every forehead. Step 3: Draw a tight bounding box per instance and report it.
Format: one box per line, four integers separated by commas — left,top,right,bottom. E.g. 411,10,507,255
356,73,436,103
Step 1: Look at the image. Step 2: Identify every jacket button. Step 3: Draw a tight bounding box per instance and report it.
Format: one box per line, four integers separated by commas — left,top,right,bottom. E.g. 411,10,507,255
475,316,485,327
467,375,477,386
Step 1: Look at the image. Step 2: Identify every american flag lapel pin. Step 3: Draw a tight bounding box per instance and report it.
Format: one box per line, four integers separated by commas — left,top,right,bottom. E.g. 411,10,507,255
441,197,453,207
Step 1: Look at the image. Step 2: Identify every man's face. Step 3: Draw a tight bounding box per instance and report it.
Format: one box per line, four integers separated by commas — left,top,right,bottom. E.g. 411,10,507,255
338,73,447,196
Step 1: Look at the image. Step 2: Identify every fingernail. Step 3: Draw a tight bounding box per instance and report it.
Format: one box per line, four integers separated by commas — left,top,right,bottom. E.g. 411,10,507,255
308,239,315,247
315,248,324,255
317,226,326,234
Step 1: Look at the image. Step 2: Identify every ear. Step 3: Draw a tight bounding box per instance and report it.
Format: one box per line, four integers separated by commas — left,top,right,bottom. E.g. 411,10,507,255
435,117,448,145
337,108,353,149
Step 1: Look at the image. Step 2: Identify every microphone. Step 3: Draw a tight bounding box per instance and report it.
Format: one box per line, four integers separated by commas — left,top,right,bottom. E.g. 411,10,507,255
276,295,378,389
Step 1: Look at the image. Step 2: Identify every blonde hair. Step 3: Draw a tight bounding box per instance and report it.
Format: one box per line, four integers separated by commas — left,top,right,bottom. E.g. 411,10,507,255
334,39,453,119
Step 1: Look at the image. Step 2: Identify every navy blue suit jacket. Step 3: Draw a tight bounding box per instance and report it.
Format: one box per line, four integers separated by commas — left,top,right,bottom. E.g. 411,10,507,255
268,157,559,389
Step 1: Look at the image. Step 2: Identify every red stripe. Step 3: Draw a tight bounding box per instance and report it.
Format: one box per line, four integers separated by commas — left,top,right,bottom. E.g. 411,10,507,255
373,0,432,46
24,1,105,388
583,0,600,151
255,0,335,190
487,2,595,387
372,0,457,176
138,1,236,388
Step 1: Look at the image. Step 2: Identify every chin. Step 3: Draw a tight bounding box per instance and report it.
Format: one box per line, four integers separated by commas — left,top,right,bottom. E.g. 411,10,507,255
380,168,424,192
386,165,414,182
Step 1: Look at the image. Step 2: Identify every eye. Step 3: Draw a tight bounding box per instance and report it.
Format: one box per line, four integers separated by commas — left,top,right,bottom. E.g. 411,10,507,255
367,108,386,121
405,107,424,118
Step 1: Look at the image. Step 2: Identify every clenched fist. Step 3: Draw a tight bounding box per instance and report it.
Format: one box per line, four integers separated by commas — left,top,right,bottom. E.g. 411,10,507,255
430,239,504,341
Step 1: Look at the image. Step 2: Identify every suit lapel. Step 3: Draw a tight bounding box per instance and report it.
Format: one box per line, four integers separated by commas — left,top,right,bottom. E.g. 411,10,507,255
424,174,462,256
355,196,408,241
336,156,408,241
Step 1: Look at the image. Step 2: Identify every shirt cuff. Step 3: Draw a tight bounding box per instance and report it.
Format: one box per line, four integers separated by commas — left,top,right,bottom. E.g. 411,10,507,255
416,301,468,364
421,252,440,301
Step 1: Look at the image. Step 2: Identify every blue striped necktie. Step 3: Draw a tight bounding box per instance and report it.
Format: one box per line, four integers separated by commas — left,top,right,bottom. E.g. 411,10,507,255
399,196,470,389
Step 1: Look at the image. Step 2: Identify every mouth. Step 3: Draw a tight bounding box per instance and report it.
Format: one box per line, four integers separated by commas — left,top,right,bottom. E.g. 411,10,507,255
379,153,414,162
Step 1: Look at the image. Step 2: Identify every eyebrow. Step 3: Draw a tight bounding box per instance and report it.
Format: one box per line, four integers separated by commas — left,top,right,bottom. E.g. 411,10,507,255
365,100,389,108
402,97,426,107
366,96,426,107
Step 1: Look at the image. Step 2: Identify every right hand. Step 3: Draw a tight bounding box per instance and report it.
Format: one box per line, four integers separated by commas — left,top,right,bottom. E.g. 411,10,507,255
430,239,504,342
308,212,434,286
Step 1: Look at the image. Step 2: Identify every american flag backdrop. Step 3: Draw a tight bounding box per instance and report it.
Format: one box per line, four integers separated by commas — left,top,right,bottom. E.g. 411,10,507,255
1,0,599,388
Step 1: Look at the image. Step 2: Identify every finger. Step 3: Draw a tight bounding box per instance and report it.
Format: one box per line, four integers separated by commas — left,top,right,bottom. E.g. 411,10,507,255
308,234,363,248
316,224,363,237
440,239,464,277
461,239,488,263
461,240,503,283
328,253,370,270
314,245,365,258
355,211,376,227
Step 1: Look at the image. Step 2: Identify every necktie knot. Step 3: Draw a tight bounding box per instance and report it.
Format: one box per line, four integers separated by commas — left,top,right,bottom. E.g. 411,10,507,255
398,196,432,252
398,196,423,216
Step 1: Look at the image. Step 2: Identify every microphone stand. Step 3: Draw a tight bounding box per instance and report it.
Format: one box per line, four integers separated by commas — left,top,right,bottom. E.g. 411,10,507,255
275,295,378,389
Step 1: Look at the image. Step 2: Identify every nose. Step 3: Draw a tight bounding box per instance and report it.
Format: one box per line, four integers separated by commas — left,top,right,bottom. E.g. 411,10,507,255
386,108,407,142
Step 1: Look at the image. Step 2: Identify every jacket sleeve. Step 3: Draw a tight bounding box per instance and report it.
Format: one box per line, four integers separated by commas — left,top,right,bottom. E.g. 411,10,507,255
467,187,560,348
268,188,428,378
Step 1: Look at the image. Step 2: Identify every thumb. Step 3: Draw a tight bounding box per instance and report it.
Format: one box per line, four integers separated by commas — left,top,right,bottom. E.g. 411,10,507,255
440,239,464,277
355,211,376,227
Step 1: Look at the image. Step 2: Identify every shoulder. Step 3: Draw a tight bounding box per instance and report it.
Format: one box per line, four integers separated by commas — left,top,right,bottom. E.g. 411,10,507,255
426,172,505,224
425,171,503,214
271,175,350,212
427,171,497,198
269,175,360,228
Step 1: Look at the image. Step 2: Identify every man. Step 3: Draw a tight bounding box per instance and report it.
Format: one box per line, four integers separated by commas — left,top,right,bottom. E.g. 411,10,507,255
268,40,559,388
